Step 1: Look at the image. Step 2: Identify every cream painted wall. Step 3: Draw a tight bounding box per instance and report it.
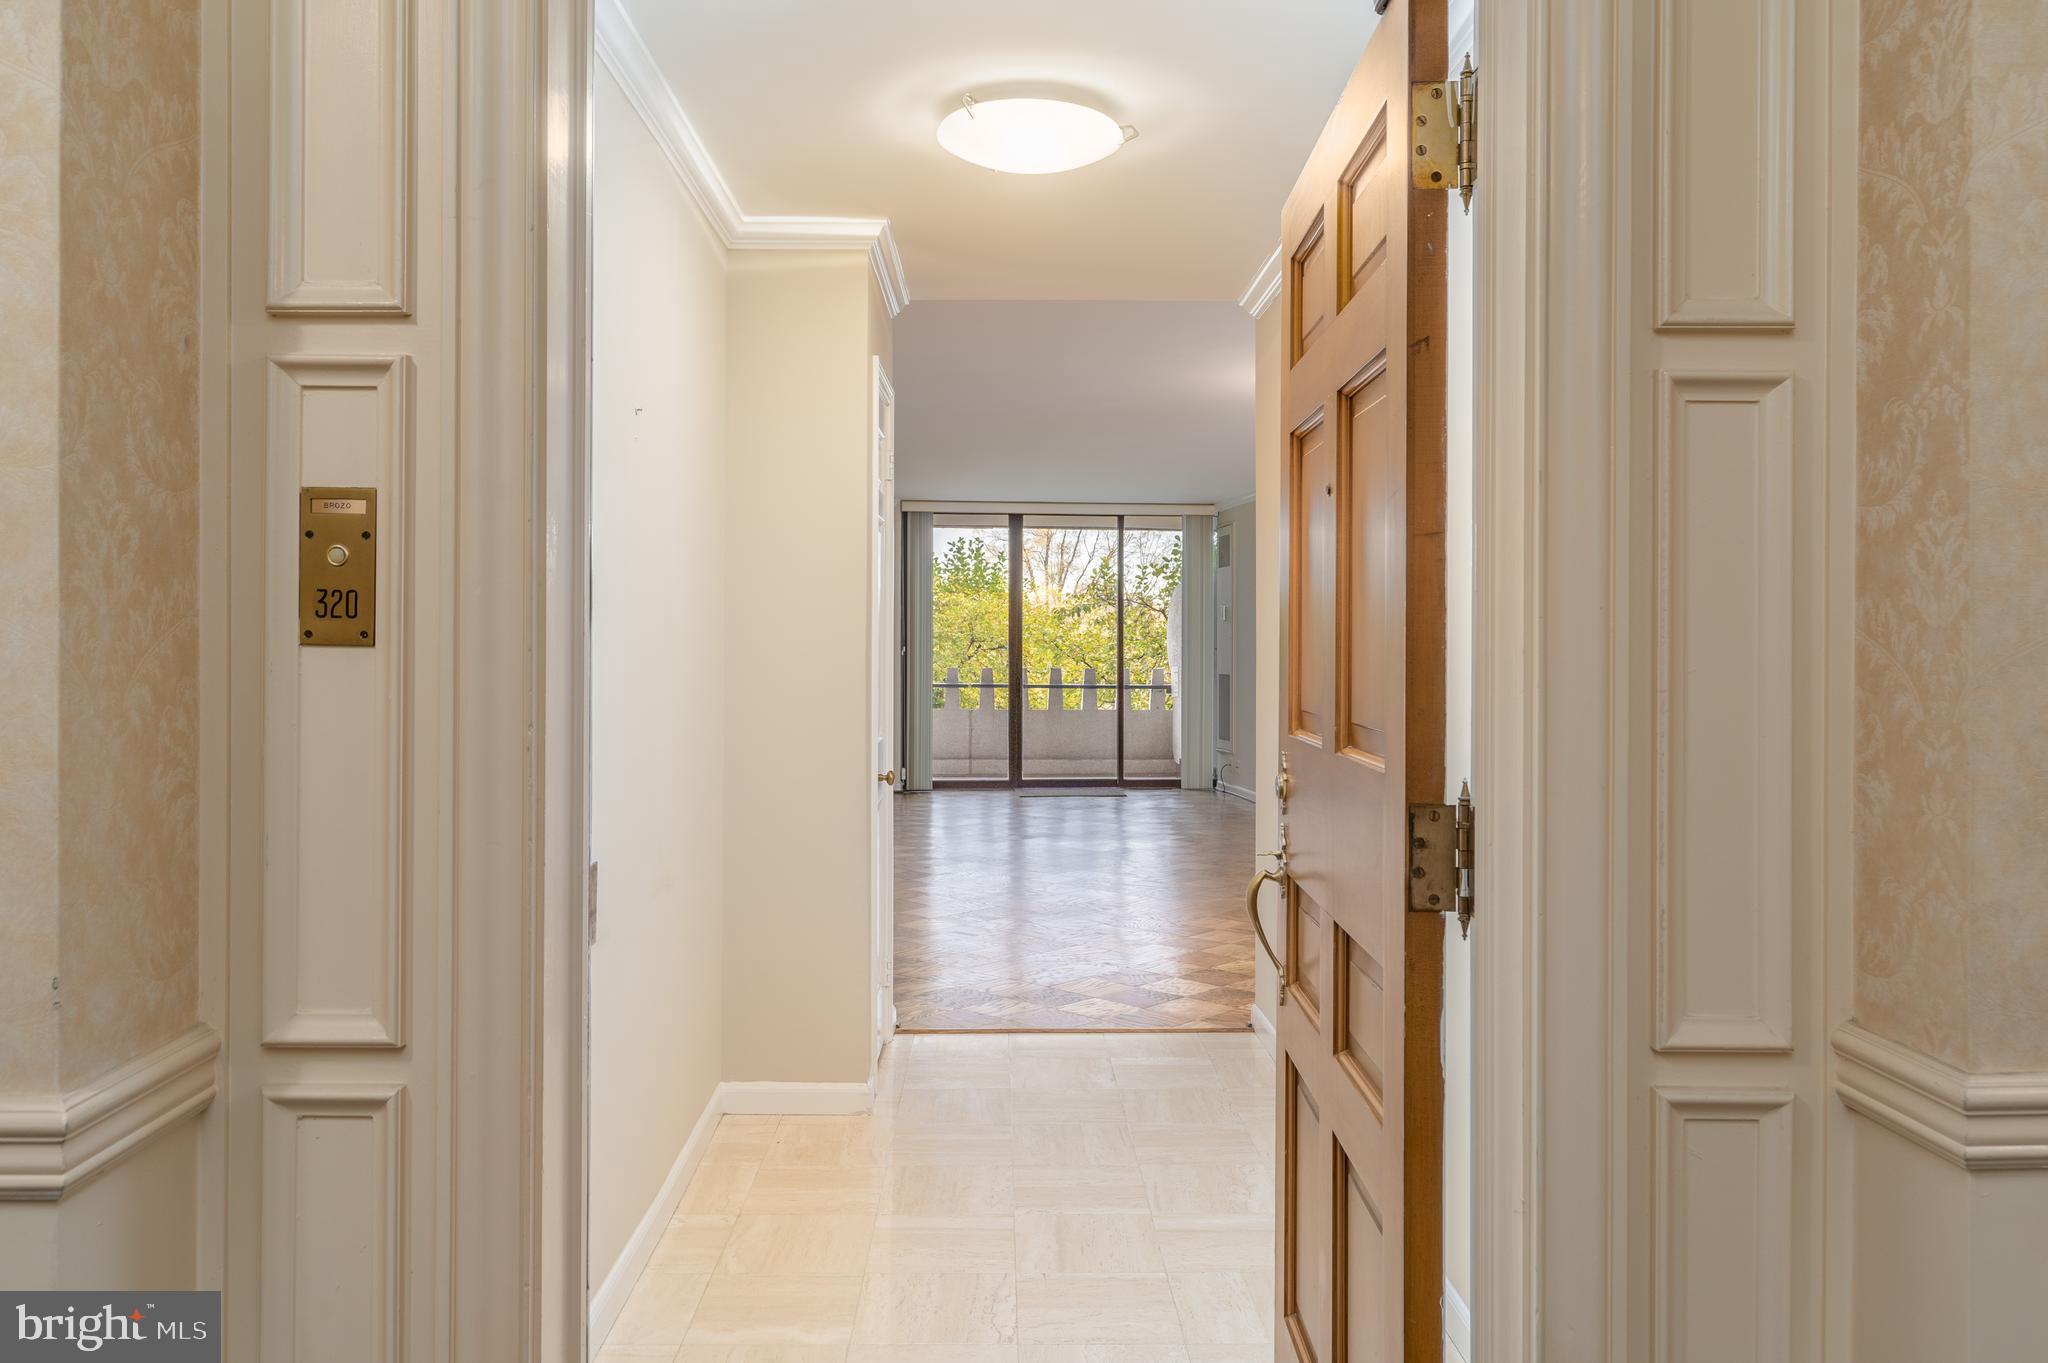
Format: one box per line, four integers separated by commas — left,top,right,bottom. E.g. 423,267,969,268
0,1123,201,1289
1850,1119,2048,1363
1214,497,1257,799
587,66,730,1285
722,250,881,1085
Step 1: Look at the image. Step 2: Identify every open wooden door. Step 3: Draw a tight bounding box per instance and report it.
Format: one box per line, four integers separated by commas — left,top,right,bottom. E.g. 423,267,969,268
1271,0,1448,1358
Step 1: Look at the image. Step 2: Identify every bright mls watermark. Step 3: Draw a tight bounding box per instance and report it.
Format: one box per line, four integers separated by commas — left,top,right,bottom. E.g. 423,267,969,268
1,1294,219,1361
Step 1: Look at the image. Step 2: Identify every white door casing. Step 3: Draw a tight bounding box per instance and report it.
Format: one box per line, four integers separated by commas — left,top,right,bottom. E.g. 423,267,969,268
447,0,1857,1359
222,0,567,1359
870,358,898,1066
226,0,449,1356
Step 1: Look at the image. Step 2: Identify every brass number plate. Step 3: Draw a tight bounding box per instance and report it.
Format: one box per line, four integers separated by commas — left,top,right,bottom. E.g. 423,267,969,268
300,486,377,646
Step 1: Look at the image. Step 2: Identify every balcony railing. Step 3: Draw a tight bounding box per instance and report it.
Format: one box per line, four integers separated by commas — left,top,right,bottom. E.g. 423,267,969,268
932,665,1178,779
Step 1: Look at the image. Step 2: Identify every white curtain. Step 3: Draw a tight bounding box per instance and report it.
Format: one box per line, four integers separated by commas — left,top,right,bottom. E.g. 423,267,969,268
904,511,934,790
1176,515,1216,790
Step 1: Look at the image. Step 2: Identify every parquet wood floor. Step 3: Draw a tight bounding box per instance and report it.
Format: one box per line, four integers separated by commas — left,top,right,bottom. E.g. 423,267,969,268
596,1031,1277,1356
893,790,1257,1032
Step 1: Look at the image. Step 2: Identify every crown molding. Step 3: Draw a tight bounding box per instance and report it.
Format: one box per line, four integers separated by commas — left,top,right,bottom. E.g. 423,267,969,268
1833,1022,2048,1171
594,0,909,316
0,1025,221,1200
1239,242,1284,318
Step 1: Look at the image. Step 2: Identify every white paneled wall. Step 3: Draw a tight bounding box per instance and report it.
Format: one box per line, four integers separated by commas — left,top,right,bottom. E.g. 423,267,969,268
1652,372,1794,1054
266,0,412,312
1653,0,1795,328
1622,0,1847,1355
262,357,413,1050
228,0,450,1356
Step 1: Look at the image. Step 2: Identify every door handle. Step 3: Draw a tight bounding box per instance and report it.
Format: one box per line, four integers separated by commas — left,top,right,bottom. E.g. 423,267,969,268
1245,859,1288,1005
877,770,897,786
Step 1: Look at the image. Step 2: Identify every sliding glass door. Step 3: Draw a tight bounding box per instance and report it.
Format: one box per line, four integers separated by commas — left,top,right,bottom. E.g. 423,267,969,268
926,511,1188,787
929,514,1011,782
1021,515,1120,781
1119,517,1184,783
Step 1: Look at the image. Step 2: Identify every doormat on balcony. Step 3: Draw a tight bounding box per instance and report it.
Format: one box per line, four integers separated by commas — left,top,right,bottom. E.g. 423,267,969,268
1017,789,1127,798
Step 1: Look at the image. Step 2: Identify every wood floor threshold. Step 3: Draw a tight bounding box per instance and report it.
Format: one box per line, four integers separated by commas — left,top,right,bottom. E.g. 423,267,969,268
894,1025,1253,1036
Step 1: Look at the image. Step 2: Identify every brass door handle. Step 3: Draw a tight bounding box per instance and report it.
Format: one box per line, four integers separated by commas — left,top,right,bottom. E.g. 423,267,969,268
1245,864,1288,1005
877,771,897,786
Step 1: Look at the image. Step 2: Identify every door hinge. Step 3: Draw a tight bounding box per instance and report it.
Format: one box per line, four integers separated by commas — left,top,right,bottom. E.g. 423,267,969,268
1407,781,1475,938
1411,53,1478,213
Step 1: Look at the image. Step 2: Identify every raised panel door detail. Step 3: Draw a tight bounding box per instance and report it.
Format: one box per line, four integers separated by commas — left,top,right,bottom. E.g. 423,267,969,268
1653,372,1794,1052
1336,927,1389,1120
1655,0,1794,327
269,0,413,312
1340,1153,1389,1363
1339,366,1395,766
265,356,411,1047
262,1084,406,1363
1653,1087,1793,1363
1291,883,1328,1029
1292,211,1332,362
1339,108,1392,313
1284,1065,1334,1363
1291,414,1335,743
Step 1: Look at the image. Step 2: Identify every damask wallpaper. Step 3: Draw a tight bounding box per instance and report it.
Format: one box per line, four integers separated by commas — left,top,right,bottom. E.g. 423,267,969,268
0,0,199,1096
1857,0,2048,1073
0,0,64,1097
55,0,201,1087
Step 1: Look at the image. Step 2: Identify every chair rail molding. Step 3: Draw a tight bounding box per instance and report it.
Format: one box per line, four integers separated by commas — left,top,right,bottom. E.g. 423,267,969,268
0,1025,221,1200
592,0,909,316
1833,1024,2048,1171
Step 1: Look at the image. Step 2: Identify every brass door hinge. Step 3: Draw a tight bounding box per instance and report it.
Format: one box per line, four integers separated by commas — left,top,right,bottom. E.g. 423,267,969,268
1411,54,1478,213
1407,781,1475,937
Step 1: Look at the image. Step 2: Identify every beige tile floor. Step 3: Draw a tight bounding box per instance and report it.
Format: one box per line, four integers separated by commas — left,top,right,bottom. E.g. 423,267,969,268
598,1031,1277,1362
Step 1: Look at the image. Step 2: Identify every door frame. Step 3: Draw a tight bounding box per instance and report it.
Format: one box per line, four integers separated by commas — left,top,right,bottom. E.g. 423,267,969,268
509,3,1618,1362
1464,0,1624,1356
869,357,898,1077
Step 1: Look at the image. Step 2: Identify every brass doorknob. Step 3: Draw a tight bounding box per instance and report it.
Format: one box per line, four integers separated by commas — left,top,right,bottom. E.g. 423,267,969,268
1245,863,1288,1004
877,771,897,786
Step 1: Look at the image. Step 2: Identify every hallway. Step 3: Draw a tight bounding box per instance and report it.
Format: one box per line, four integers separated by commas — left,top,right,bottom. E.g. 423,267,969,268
893,791,1257,1032
597,1031,1276,1359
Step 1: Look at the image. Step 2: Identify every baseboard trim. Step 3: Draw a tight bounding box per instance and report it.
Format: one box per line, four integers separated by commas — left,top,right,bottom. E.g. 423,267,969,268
1219,781,1256,803
0,1024,220,1200
1833,1022,2048,1170
1250,1004,1277,1057
588,1076,879,1352
719,1080,875,1117
1444,1276,1474,1362
587,1087,723,1353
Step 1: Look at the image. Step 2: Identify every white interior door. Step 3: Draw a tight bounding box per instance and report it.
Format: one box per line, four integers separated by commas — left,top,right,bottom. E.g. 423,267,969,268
869,359,898,1063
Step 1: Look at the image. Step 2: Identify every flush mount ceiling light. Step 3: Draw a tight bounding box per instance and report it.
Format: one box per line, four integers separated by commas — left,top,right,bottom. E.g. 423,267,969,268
936,95,1137,175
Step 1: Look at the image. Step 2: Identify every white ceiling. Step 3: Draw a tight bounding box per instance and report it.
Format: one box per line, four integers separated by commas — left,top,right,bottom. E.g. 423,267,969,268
893,301,1254,504
617,0,1380,300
